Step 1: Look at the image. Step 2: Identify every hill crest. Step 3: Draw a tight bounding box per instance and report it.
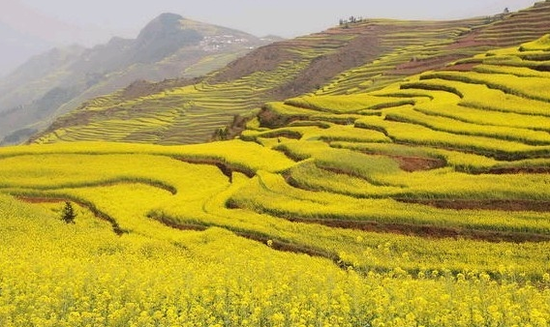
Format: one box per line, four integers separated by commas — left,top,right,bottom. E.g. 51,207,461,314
29,1,550,145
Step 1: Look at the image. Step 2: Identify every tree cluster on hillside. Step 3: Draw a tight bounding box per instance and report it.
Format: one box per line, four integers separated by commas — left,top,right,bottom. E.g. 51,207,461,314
484,8,512,24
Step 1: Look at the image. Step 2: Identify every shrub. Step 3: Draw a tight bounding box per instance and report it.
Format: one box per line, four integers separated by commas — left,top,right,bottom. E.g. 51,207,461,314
61,201,76,224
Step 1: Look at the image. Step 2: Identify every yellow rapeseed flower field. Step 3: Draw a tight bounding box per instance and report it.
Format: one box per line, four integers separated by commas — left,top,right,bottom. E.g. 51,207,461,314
1,194,549,326
2,34,550,327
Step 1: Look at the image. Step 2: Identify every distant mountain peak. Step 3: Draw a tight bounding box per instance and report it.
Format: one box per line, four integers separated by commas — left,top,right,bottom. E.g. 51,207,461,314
156,12,184,20
136,12,185,42
134,12,202,63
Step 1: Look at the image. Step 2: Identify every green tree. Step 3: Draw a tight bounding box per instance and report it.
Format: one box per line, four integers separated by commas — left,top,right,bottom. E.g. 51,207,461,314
61,201,76,224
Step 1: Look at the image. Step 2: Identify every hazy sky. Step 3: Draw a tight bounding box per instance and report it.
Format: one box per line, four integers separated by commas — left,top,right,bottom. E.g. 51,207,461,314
2,0,538,44
0,0,539,76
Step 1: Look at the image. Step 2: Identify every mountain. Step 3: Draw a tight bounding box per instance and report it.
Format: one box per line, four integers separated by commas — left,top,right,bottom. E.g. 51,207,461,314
0,13,275,145
30,1,550,146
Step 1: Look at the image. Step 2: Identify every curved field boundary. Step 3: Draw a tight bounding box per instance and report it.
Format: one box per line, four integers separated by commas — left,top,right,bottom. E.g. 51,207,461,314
486,166,550,174
284,217,550,243
397,198,550,213
419,72,550,103
0,178,178,195
355,118,550,161
400,81,464,98
384,109,550,146
147,211,352,269
413,104,550,132
226,187,550,244
16,196,126,235
176,157,256,180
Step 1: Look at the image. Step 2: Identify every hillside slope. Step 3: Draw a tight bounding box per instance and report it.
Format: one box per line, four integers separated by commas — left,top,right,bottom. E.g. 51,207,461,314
1,33,550,326
32,1,550,146
0,13,274,145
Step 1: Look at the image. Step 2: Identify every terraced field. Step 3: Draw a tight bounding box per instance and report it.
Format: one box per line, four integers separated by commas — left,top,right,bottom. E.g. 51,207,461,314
243,33,550,220
1,33,550,325
31,1,550,145
319,1,550,95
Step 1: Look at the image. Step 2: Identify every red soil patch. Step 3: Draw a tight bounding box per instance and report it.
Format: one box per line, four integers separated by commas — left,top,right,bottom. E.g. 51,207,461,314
440,63,478,72
122,78,201,100
271,33,383,99
391,155,446,172
447,29,485,50
208,44,298,85
17,197,63,204
394,54,466,75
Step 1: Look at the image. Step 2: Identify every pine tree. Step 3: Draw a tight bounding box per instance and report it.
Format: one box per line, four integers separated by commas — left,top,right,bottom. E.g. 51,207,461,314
61,201,76,224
